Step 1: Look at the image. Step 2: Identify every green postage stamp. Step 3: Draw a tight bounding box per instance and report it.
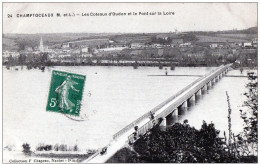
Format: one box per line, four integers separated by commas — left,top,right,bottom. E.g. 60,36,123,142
46,70,86,116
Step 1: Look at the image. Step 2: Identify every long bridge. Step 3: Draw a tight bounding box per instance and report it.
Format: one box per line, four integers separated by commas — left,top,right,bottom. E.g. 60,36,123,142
85,64,232,163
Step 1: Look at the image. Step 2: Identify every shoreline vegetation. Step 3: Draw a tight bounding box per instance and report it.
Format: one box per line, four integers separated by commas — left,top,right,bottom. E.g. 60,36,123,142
3,62,257,70
19,143,96,161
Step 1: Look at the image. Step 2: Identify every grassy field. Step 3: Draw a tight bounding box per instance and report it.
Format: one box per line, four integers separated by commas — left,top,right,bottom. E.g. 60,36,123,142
215,33,257,40
3,37,18,51
110,34,152,44
196,34,249,43
3,33,118,51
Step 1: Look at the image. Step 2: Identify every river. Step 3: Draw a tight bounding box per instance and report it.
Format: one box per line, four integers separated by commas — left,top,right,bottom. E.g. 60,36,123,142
3,66,253,154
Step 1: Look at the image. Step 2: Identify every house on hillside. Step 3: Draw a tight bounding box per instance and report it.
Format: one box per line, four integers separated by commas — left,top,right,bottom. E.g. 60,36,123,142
210,43,218,48
242,42,253,48
61,43,70,49
58,54,72,58
151,43,163,48
79,53,92,58
179,42,192,48
25,46,33,52
3,51,20,58
252,38,257,48
81,46,90,53
130,43,146,49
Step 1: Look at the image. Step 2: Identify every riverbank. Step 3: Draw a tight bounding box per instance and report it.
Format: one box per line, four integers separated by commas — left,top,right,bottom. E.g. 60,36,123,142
3,62,258,70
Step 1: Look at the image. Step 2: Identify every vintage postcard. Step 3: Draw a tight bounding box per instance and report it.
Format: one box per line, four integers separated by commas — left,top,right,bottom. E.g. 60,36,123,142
2,2,258,163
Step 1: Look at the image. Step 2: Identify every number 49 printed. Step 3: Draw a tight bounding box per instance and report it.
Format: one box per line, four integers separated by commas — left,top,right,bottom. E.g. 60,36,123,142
46,70,86,116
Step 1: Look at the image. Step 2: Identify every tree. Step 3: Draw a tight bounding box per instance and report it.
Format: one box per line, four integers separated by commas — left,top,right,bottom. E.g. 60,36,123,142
7,55,15,66
131,120,238,163
22,143,31,155
73,145,79,151
18,53,26,65
40,53,48,63
237,72,258,156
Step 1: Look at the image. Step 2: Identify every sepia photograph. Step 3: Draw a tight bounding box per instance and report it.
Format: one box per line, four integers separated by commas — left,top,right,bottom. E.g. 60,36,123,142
2,2,258,163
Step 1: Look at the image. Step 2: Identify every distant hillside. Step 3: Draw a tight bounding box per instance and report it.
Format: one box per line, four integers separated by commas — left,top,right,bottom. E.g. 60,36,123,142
196,34,250,43
2,33,118,51
246,27,257,33
218,27,257,34
190,27,257,35
2,27,257,51
192,27,257,43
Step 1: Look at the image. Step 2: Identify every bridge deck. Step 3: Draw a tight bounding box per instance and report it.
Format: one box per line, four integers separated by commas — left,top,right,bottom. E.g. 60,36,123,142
85,64,231,163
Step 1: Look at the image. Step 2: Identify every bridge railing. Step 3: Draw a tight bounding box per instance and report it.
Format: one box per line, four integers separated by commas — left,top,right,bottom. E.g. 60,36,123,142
130,64,231,139
113,65,229,140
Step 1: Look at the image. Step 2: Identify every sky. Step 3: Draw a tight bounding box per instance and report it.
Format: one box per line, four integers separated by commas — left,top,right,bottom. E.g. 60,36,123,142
3,3,257,34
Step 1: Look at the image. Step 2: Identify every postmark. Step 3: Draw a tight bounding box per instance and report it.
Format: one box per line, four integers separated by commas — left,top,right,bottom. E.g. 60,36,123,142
46,70,86,116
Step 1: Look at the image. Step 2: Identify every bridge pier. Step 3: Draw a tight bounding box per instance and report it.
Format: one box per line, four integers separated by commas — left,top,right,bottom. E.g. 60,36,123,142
225,69,228,74
171,108,178,122
196,89,202,96
165,108,179,124
159,118,167,130
188,94,196,105
171,108,178,117
178,101,188,115
212,78,215,84
214,77,217,82
216,75,219,81
182,101,188,108
207,81,212,88
202,85,207,92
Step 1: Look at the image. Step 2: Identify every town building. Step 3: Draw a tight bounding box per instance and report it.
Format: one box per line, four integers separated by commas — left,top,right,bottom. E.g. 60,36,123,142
179,42,192,47
61,43,70,49
210,43,218,48
252,38,257,48
3,51,20,58
81,47,90,53
243,42,253,48
38,37,50,52
39,37,44,52
130,43,146,49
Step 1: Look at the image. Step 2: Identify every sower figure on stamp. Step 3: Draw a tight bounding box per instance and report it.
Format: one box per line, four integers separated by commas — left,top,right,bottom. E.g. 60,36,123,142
55,76,79,112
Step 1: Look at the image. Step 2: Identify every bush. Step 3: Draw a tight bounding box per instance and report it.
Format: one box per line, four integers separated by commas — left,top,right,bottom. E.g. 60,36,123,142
22,143,31,155
73,145,79,151
54,144,59,151
59,144,68,151
106,147,140,163
36,144,52,151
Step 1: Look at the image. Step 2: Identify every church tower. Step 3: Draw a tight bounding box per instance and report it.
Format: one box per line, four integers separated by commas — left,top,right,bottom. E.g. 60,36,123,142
39,37,44,52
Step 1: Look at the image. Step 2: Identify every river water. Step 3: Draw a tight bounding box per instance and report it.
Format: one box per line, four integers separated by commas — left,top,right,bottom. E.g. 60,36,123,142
3,66,253,153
